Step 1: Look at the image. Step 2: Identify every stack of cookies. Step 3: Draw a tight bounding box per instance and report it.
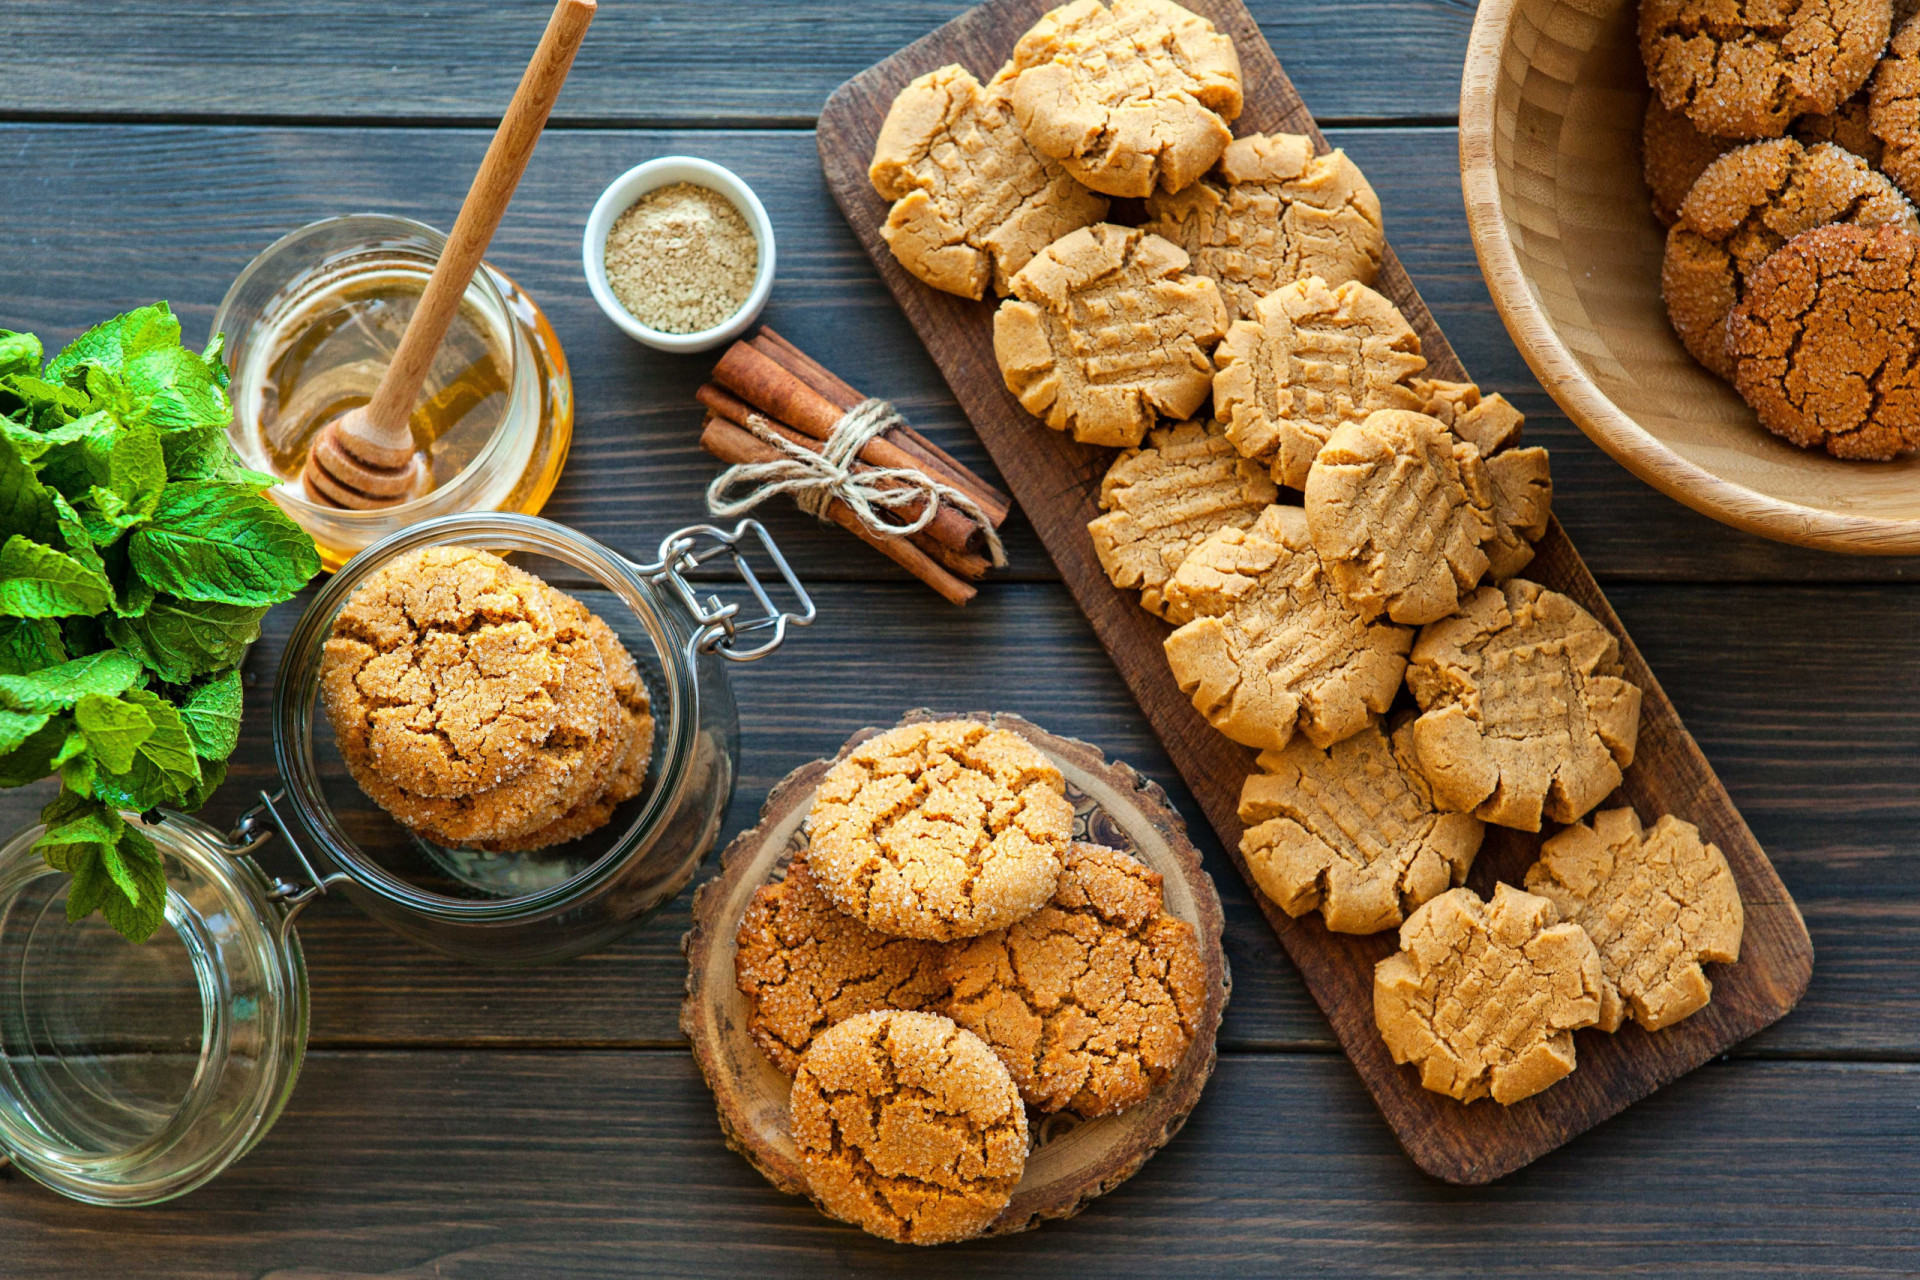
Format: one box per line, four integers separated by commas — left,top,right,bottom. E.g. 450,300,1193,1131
731,719,1208,1245
1641,0,1920,458
319,546,655,854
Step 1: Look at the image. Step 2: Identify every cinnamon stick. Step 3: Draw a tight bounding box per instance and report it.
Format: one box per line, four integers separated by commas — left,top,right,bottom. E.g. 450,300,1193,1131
700,415,975,606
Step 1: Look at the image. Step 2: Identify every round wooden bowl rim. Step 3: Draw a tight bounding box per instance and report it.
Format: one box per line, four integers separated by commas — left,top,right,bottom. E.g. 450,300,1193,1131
679,709,1230,1239
1458,0,1920,555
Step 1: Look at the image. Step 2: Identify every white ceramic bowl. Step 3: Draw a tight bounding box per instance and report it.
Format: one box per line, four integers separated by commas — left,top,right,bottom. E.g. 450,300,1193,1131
582,156,776,354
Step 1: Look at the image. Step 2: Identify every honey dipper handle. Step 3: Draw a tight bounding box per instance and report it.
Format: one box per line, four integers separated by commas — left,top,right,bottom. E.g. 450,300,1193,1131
357,0,596,448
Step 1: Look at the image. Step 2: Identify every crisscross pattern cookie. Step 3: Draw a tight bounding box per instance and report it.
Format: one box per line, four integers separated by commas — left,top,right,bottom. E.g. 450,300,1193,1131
1407,379,1552,581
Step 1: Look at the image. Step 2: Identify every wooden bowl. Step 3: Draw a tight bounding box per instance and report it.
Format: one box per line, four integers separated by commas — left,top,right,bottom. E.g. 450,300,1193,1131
1460,0,1920,553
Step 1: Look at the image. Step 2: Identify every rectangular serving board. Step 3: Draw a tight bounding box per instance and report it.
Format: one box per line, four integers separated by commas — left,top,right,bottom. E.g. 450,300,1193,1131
817,0,1813,1184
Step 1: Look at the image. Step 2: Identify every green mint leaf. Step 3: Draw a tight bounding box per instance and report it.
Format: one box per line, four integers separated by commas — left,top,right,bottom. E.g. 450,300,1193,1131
97,824,169,942
73,693,154,774
89,688,199,812
105,596,265,684
0,708,53,757
176,755,227,812
0,535,115,617
0,374,91,432
0,331,42,380
113,566,155,620
33,791,123,869
0,617,66,675
0,430,61,546
46,304,180,384
0,649,142,713
126,481,317,606
178,668,242,759
124,344,229,433
0,717,70,787
62,847,109,921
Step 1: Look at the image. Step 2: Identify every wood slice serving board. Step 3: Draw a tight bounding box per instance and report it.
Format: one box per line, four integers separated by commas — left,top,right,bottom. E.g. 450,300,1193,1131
817,0,1814,1184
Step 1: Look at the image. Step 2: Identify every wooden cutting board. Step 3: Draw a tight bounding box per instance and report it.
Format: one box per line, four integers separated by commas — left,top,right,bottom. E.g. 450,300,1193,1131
816,0,1813,1184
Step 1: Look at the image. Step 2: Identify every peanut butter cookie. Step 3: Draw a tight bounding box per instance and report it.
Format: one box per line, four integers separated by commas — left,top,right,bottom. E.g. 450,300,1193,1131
1726,223,1920,457
994,223,1228,446
805,720,1074,941
1374,883,1606,1105
1410,379,1552,581
734,858,950,1075
1087,418,1279,622
1639,0,1890,140
1212,276,1428,488
1407,578,1644,832
790,1009,1028,1246
870,63,1109,300
1872,15,1920,198
1304,409,1495,626
1238,716,1483,935
1661,138,1917,378
944,843,1206,1117
319,546,563,799
1643,97,1732,226
1163,505,1412,751
1142,132,1386,322
1526,807,1745,1033
1006,0,1242,198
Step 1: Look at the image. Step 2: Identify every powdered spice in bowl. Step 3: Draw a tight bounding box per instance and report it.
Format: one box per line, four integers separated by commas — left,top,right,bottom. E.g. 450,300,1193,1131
583,157,777,353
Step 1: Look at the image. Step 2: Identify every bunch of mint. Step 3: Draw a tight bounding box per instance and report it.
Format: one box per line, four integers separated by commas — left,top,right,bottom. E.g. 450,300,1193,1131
0,303,319,942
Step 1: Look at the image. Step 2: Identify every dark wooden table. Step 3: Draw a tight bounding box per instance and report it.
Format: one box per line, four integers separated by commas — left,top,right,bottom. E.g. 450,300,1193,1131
2,2,1916,1275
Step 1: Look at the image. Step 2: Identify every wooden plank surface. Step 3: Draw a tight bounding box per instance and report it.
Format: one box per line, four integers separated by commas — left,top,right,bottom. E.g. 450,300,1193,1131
815,0,1809,1183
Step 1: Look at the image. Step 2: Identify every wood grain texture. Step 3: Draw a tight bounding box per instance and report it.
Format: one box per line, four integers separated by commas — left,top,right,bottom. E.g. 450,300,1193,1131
0,0,1473,126
816,0,1810,1182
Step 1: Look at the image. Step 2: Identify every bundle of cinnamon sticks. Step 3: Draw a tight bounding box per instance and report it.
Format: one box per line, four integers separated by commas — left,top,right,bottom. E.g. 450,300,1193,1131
697,328,1011,605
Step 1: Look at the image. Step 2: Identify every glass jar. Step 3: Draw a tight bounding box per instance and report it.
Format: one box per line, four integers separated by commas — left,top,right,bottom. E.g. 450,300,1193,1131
212,215,574,570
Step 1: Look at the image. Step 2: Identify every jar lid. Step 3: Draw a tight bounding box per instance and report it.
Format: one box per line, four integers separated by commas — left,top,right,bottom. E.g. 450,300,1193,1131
0,812,308,1205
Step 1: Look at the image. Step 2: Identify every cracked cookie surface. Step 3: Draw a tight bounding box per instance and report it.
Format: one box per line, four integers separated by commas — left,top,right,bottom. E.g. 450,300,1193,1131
1374,882,1606,1105
1526,807,1745,1033
1644,97,1733,226
1872,15,1920,198
735,858,950,1075
1727,218,1920,458
1163,505,1412,751
1087,418,1279,622
944,843,1206,1116
805,720,1074,941
790,1009,1028,1245
1142,132,1385,322
1006,0,1242,198
1305,409,1495,626
1661,138,1917,378
1212,276,1428,488
994,222,1228,446
1406,578,1643,832
319,546,562,799
870,63,1109,299
1639,0,1890,140
1411,379,1552,582
1238,717,1483,935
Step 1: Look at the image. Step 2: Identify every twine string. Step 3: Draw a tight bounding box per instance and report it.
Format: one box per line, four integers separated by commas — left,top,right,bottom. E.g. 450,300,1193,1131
705,398,1006,568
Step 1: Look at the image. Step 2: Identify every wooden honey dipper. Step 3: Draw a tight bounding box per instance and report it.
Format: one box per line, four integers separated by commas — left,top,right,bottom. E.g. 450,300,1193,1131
302,0,596,509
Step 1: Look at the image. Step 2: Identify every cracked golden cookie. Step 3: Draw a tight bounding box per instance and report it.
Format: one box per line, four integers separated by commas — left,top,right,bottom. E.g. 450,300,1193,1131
1163,505,1412,751
869,63,1109,300
1526,807,1745,1033
1644,97,1733,226
1639,0,1890,140
1142,132,1385,322
1406,578,1643,832
790,1009,1028,1246
1005,0,1242,198
1794,88,1882,164
1726,223,1920,458
1661,138,1917,378
1409,379,1552,581
1087,418,1279,622
1212,276,1428,488
1238,716,1482,935
1374,882,1606,1105
944,843,1206,1117
805,720,1074,941
994,223,1228,446
1304,409,1495,626
1872,15,1920,199
734,858,950,1075
319,546,563,800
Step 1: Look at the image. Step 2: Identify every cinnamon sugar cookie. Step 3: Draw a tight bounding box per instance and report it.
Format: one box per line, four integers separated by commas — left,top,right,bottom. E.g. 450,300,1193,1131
790,1009,1028,1245
1872,15,1920,199
994,223,1228,446
1643,97,1732,226
1143,131,1385,321
1238,717,1482,935
1087,418,1279,622
944,843,1206,1116
1661,138,1917,378
1162,505,1412,751
870,63,1109,299
1006,0,1242,198
1212,276,1427,487
1795,89,1883,164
